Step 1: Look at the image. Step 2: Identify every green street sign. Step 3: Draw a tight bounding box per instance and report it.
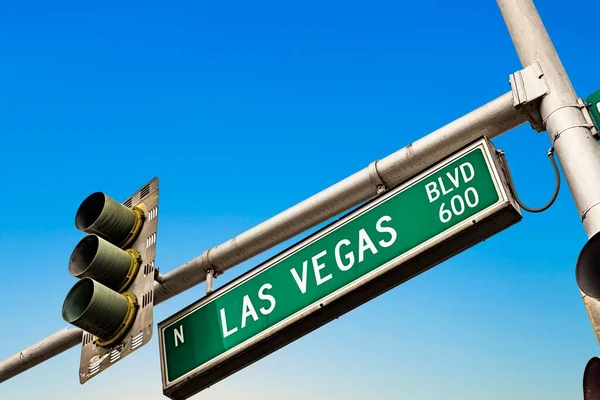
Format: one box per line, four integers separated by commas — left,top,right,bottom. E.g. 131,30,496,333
158,137,522,400
587,89,600,130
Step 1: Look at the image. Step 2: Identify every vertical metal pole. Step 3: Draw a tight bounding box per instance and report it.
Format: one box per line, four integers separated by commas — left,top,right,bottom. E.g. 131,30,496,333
498,0,600,235
497,0,600,343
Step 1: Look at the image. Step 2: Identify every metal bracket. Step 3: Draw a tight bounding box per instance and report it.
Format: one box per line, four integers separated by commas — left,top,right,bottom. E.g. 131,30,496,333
368,160,388,195
545,98,599,141
200,249,217,273
509,62,549,132
201,250,218,295
581,200,600,222
582,98,600,140
154,268,165,284
205,269,214,295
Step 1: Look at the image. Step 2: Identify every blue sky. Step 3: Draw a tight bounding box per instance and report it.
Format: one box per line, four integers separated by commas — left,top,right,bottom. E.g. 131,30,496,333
1,0,599,399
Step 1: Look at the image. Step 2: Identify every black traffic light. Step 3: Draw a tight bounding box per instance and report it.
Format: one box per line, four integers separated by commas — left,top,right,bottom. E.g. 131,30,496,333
62,178,160,383
584,357,600,400
576,231,600,299
576,232,600,398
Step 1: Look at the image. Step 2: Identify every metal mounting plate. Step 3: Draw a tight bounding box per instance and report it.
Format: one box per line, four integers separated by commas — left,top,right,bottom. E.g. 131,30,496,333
509,62,549,132
78,178,159,383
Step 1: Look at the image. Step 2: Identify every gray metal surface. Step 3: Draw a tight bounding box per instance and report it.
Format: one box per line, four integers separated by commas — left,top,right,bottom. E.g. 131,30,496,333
497,0,600,345
0,90,526,383
509,62,548,132
78,178,159,383
0,328,83,377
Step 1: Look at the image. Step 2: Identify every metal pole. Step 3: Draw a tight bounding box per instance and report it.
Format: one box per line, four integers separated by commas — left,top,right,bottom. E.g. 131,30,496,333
498,0,600,235
0,328,83,380
497,0,600,343
0,91,526,383
153,91,524,303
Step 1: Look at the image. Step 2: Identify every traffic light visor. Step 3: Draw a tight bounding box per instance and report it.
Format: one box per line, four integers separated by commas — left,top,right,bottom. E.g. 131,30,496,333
69,235,139,292
75,192,143,248
62,278,133,340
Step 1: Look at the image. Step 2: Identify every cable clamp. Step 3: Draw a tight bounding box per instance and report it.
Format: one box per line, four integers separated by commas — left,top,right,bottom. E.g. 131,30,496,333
544,98,598,141
553,123,596,141
368,160,388,195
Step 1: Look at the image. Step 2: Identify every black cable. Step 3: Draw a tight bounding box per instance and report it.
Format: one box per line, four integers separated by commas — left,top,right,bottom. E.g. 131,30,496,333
497,148,561,213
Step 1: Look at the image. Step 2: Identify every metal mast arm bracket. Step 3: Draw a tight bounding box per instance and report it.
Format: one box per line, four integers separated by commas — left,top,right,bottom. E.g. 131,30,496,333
205,269,214,294
154,268,165,284
368,160,388,194
509,62,549,132
581,98,600,140
200,250,218,295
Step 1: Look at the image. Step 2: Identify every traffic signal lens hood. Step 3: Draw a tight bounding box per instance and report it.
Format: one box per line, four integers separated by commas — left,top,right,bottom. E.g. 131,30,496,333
69,235,140,292
62,278,133,340
75,192,144,248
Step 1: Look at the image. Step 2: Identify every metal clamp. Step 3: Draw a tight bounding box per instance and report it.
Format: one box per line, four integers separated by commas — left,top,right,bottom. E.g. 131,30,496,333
553,123,596,142
509,62,549,132
544,98,598,141
581,98,600,140
154,268,165,284
581,201,600,222
543,101,582,125
368,160,388,195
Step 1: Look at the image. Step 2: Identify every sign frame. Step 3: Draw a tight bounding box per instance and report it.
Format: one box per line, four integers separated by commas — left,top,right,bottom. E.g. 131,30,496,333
158,137,522,400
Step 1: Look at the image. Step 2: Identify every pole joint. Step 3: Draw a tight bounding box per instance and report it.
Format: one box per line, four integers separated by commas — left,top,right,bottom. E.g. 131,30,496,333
509,62,549,132
368,160,388,194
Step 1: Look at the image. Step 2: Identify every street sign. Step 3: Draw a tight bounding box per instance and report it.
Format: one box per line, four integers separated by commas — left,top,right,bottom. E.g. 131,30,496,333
158,137,522,400
587,89,600,130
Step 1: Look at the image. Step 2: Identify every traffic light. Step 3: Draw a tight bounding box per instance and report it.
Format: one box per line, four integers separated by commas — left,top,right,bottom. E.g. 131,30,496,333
576,231,600,397
584,357,600,400
576,231,600,300
62,178,160,383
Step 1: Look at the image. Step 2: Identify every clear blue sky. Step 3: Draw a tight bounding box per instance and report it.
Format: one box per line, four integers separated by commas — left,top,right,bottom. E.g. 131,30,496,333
1,0,599,399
